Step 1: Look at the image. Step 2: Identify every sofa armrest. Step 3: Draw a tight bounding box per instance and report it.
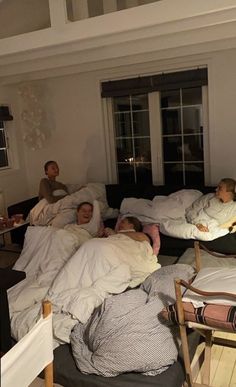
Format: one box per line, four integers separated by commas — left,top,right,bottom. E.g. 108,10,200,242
7,197,39,221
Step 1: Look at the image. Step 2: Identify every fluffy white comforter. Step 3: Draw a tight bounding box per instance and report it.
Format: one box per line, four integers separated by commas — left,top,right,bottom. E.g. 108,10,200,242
8,231,159,347
29,182,117,228
120,190,232,241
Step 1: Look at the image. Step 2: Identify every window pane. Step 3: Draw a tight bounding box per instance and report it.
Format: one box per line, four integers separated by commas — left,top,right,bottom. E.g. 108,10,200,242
114,112,132,137
136,163,152,184
164,162,205,185
163,136,182,161
116,138,133,162
164,163,184,185
183,107,203,134
161,90,180,108
113,96,130,112
133,111,150,136
117,163,135,183
162,109,181,135
183,135,203,161
131,95,148,110
0,149,8,168
185,163,204,185
182,87,202,105
134,138,151,162
0,130,6,148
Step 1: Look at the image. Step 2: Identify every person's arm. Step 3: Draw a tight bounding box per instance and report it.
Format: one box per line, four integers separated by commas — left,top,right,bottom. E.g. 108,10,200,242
103,227,116,237
39,179,61,204
125,232,151,243
185,193,214,225
195,223,209,232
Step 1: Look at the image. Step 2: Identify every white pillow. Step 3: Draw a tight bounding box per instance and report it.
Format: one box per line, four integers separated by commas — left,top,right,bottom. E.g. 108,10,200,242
53,189,68,197
182,267,236,307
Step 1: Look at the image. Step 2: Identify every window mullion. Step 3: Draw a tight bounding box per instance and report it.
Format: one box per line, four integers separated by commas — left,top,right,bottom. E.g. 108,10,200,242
130,96,137,184
180,88,185,185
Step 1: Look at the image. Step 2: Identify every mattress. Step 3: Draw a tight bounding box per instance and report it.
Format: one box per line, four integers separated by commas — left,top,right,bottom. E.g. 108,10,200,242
52,331,200,387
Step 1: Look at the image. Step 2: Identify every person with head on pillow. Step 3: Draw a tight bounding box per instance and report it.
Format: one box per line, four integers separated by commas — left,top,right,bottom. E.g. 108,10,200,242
104,216,151,244
65,200,104,238
186,177,236,232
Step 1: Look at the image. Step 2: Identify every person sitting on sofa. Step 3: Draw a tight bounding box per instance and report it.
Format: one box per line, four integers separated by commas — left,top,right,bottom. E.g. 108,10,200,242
39,160,69,203
104,216,151,243
186,177,236,232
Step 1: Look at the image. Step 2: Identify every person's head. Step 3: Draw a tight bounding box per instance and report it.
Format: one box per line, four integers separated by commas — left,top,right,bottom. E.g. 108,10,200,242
44,161,59,180
118,216,142,232
77,202,93,225
215,178,236,203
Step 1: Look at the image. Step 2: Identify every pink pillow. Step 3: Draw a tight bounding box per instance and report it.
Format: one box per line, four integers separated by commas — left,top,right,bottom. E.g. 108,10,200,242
115,215,160,255
142,223,160,256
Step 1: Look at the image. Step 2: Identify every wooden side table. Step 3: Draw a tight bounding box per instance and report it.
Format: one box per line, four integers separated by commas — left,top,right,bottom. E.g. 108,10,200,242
0,220,29,251
0,267,26,354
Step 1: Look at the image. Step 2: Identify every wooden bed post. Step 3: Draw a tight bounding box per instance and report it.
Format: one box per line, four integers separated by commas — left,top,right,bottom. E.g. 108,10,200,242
174,279,193,387
43,300,54,387
194,241,201,273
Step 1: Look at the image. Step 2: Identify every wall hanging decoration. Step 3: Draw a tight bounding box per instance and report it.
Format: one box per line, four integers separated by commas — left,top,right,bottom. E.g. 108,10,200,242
18,82,50,150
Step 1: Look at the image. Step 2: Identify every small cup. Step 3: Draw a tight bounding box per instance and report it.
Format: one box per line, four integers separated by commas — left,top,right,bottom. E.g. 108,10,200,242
12,214,24,224
0,218,6,230
6,218,14,228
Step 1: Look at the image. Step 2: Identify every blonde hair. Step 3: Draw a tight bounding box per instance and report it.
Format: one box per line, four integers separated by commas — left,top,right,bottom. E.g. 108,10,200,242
220,178,236,201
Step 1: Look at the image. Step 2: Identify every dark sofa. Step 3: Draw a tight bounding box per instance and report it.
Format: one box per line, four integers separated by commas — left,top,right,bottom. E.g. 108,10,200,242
7,183,236,255
104,184,236,256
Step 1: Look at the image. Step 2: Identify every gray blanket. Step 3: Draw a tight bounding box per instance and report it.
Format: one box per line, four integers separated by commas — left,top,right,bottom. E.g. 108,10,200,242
71,264,195,377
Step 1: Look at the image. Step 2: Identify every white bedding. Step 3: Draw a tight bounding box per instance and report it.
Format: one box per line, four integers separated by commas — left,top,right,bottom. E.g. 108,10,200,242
8,225,90,343
9,232,159,347
120,189,232,241
29,182,118,228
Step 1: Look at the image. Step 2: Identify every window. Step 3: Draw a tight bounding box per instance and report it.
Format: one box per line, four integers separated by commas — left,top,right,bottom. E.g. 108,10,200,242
113,94,152,183
102,68,208,185
160,87,205,185
0,121,9,169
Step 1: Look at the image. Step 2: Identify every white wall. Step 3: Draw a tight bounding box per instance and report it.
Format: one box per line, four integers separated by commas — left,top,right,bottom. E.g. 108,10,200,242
17,72,108,199
1,47,236,207
208,50,236,182
0,85,29,210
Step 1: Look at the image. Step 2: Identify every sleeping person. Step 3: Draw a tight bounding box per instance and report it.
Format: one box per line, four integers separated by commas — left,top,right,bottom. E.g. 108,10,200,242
9,211,160,345
186,177,236,232
104,216,151,243
46,215,160,339
39,160,69,203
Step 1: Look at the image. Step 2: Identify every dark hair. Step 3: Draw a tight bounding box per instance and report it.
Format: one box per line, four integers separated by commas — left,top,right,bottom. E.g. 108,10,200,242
220,178,236,201
77,201,93,211
44,160,57,173
125,216,142,232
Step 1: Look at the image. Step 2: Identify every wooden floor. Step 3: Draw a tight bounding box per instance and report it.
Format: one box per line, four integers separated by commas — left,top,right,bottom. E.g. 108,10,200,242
191,331,236,387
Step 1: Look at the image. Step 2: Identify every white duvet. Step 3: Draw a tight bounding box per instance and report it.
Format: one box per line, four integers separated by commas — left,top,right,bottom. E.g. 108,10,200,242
29,182,118,228
9,231,159,347
8,225,91,343
47,234,160,344
120,190,233,241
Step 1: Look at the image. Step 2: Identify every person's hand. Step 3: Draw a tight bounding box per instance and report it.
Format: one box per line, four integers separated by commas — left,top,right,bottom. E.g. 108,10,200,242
196,223,209,232
104,227,116,237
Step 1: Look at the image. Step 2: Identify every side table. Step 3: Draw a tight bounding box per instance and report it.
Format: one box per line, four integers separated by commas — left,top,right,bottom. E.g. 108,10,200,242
0,220,29,252
0,267,26,354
